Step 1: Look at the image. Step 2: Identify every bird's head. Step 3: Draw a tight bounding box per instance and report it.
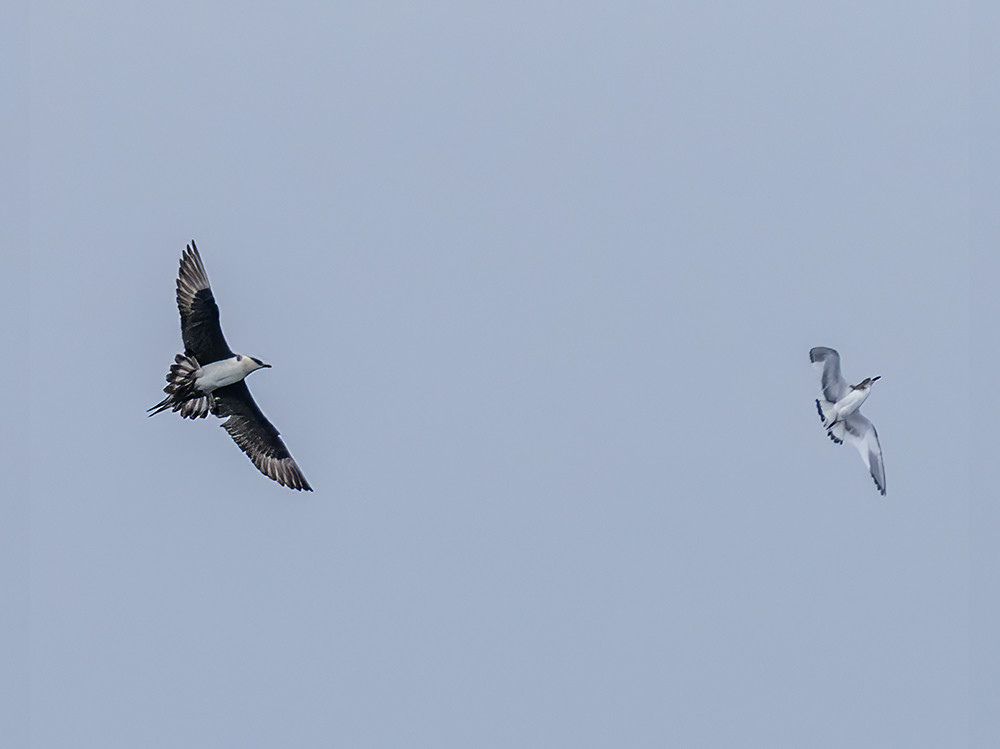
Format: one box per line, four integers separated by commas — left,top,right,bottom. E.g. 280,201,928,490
850,376,880,390
236,354,272,373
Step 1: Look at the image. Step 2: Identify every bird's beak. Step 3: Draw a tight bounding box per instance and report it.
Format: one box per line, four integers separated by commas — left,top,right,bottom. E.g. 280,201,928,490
262,363,272,368
872,376,881,382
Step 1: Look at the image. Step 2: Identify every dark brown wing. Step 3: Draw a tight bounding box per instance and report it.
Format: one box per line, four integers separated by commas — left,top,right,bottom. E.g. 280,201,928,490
176,241,233,364
213,381,312,491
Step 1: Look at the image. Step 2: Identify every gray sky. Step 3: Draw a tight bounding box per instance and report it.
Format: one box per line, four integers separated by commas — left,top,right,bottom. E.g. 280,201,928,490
971,2,1000,746
9,1,994,746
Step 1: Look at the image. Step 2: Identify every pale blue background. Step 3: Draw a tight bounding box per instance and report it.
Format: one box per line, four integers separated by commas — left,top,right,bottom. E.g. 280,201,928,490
7,1,995,746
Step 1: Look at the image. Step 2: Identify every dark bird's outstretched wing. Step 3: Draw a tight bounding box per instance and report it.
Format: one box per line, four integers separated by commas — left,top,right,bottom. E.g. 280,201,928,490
213,381,312,491
176,241,233,364
809,347,848,403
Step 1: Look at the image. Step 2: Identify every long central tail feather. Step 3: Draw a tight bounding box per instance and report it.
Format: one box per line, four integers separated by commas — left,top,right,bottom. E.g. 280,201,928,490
148,354,213,419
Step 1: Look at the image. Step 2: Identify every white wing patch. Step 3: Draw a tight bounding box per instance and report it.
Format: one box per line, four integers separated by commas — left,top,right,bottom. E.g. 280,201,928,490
843,412,886,496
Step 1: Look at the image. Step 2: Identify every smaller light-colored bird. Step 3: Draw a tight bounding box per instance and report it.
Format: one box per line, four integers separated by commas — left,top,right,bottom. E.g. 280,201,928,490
809,346,885,496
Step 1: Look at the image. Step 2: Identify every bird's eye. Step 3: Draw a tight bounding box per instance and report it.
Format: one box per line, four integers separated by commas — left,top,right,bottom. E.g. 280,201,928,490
237,354,243,361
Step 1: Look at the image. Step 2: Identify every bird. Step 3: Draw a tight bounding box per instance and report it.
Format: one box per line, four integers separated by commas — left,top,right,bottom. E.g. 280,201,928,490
809,346,885,496
149,241,312,491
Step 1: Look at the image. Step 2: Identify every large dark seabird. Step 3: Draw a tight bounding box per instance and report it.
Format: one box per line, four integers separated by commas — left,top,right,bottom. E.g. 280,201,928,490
809,346,885,496
149,241,312,491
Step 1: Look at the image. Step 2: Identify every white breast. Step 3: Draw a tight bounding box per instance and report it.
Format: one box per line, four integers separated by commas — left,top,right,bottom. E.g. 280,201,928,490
194,357,252,393
834,386,870,418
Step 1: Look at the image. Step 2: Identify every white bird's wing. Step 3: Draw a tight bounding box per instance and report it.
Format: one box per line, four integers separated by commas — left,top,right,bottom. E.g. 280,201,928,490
809,347,848,403
843,411,886,496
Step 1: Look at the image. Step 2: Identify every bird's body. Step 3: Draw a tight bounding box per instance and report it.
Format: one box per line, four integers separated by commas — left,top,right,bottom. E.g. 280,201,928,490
820,377,877,429
149,241,312,491
195,355,268,393
809,347,885,496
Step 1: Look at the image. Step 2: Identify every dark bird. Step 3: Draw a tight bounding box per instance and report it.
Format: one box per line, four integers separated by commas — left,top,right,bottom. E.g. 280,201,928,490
809,347,885,496
149,241,312,491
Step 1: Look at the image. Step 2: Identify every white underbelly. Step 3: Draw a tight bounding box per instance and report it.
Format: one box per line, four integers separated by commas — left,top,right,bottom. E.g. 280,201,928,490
194,358,247,393
834,388,869,418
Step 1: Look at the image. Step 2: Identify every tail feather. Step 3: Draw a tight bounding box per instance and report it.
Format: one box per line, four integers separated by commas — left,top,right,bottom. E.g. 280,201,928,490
826,421,846,444
815,399,844,444
148,354,212,419
165,354,199,392
178,395,212,419
147,394,174,416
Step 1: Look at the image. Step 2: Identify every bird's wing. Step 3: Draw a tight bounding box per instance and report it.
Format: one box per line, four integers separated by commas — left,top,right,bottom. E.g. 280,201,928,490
176,241,233,364
843,411,886,496
213,381,312,491
809,347,848,403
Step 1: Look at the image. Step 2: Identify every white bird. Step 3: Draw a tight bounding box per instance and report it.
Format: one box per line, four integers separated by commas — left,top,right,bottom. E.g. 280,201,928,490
149,241,312,491
809,347,885,496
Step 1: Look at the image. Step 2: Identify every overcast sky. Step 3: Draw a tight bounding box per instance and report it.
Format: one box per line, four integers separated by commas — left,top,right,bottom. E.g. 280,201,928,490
8,1,999,747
